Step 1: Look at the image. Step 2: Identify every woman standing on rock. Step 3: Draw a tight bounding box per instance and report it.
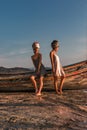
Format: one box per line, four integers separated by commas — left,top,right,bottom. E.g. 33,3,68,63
50,40,66,94
30,42,46,96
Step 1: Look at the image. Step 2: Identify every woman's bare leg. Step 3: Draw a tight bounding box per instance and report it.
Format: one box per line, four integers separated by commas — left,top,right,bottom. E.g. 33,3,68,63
54,76,60,94
59,76,65,94
36,76,44,96
30,76,38,93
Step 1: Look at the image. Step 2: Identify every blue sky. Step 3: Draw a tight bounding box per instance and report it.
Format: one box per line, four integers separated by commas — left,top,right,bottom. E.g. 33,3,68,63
0,0,87,68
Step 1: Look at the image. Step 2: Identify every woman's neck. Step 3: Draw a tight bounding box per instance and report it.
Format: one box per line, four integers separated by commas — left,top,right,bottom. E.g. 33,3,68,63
53,50,58,54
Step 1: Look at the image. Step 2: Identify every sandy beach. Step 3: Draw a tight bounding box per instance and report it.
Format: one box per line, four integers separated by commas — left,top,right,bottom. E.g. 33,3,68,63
0,88,87,130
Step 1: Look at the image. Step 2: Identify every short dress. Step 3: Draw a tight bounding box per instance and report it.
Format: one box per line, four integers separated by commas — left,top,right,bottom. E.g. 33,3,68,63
54,53,64,77
32,57,46,77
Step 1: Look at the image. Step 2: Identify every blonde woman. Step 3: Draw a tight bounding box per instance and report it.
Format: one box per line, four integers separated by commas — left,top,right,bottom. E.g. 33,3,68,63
30,42,46,96
50,40,66,94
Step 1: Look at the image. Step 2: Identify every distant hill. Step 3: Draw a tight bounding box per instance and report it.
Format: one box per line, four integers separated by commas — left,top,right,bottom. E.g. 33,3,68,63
0,60,87,75
0,67,33,74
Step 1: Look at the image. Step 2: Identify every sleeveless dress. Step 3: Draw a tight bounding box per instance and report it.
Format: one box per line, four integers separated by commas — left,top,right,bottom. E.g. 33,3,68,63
32,57,46,77
54,53,64,77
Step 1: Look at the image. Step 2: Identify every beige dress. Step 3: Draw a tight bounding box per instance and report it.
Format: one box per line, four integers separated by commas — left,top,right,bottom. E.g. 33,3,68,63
54,53,64,77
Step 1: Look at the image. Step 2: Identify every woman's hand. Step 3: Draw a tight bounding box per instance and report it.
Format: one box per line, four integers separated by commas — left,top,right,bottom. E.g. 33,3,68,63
35,69,40,76
52,68,55,76
62,70,66,78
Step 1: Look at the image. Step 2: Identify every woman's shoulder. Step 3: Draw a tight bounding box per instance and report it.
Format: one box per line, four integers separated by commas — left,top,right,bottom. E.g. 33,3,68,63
50,50,54,56
38,53,42,57
31,55,34,59
38,52,42,55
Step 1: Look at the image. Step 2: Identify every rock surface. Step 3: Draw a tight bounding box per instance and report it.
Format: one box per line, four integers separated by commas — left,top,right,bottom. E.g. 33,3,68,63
0,60,87,129
0,89,87,130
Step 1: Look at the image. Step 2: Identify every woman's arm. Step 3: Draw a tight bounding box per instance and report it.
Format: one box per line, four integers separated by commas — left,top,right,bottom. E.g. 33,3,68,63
31,56,36,70
37,53,42,72
50,52,55,74
60,64,66,77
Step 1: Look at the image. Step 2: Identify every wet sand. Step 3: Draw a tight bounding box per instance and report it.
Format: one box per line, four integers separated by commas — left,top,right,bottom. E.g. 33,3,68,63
0,89,87,130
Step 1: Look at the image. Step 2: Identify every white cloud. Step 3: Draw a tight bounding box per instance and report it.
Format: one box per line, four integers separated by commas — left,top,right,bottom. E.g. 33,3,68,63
0,47,33,67
8,49,28,56
0,55,33,68
0,47,32,57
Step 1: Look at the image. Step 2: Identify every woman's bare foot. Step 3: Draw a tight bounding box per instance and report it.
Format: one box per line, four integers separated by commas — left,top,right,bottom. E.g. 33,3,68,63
56,89,63,95
35,89,38,94
36,92,42,96
56,90,61,94
59,89,63,95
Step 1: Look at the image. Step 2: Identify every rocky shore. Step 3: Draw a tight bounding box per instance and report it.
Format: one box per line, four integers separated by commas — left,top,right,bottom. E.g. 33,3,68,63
0,89,87,130
0,60,87,129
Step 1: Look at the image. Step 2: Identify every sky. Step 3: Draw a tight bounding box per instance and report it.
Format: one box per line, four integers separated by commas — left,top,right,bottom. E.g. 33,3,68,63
0,0,87,68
